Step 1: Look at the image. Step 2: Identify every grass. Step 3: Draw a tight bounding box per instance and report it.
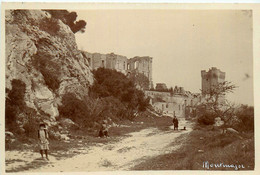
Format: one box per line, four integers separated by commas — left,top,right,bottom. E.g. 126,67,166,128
132,124,254,171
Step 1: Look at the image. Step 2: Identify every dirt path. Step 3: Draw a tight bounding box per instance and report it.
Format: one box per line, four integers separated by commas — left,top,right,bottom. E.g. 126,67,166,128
6,119,192,172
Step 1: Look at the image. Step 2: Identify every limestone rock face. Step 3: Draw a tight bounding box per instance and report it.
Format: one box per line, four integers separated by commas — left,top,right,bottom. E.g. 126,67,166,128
5,10,93,122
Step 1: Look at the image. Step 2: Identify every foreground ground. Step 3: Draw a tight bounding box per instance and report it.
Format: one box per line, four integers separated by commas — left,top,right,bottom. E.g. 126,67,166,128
5,115,254,172
6,115,192,172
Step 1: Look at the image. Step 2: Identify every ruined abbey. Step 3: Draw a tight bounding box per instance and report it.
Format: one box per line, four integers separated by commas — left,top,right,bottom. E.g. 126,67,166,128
82,52,153,89
82,50,225,119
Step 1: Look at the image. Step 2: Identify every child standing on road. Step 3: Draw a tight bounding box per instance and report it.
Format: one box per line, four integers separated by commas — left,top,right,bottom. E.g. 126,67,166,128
38,123,49,160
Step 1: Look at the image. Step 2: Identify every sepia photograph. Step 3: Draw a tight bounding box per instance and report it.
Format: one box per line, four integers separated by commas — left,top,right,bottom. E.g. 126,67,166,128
2,2,258,173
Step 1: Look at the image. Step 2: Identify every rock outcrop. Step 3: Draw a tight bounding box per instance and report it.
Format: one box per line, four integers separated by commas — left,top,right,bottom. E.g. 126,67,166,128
5,10,93,123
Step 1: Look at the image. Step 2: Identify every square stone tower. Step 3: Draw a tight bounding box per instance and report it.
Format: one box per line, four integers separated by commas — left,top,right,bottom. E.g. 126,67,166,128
201,67,225,95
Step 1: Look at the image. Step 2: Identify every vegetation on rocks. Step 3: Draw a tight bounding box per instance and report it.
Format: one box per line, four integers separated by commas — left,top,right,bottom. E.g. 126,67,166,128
5,79,27,130
32,51,61,92
58,68,150,130
44,10,87,33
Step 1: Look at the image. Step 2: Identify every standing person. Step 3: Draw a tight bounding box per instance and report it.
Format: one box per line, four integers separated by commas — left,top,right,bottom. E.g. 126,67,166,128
172,115,179,131
38,123,49,160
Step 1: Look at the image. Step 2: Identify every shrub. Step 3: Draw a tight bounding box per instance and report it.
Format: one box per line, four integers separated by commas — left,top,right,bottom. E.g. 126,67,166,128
58,68,150,129
58,93,106,129
39,17,60,36
22,107,39,138
32,51,61,91
5,79,26,130
197,113,216,125
233,105,254,132
195,103,216,125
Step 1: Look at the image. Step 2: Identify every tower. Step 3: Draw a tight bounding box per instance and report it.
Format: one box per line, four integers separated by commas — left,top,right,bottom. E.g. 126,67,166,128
201,67,225,95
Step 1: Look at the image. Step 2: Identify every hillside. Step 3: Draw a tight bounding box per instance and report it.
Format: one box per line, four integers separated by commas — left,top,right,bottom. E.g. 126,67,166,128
5,10,93,129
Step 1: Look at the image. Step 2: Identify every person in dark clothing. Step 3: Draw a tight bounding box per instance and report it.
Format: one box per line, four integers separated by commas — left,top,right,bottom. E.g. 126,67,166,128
98,120,109,137
172,116,179,131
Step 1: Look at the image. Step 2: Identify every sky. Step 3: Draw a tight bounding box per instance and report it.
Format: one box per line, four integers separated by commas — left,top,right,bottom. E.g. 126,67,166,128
74,10,253,106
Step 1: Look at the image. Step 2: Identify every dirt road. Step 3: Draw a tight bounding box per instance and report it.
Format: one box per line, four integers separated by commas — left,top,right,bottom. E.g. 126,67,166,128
6,119,192,172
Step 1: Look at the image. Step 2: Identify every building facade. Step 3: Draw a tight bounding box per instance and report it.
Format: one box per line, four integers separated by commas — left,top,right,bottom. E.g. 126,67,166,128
82,51,153,89
127,56,153,89
145,88,201,118
201,67,225,95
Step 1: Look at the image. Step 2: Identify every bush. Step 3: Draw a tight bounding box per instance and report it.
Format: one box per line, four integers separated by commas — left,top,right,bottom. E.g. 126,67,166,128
233,105,254,132
197,113,215,125
39,17,60,36
22,107,39,138
58,93,105,129
58,68,150,129
5,79,26,130
195,103,216,125
32,51,61,91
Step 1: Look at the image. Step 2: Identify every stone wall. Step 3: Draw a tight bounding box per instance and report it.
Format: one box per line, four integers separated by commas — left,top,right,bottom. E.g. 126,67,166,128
82,51,153,89
127,56,153,89
145,90,202,118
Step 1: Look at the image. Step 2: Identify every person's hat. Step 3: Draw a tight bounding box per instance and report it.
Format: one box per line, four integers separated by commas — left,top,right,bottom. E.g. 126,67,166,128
39,123,46,127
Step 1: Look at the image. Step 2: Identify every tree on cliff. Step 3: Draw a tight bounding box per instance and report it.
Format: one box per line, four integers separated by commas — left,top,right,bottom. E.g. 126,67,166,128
44,10,87,33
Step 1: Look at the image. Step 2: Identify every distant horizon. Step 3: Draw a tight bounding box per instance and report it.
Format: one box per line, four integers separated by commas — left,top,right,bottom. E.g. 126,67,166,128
75,10,253,106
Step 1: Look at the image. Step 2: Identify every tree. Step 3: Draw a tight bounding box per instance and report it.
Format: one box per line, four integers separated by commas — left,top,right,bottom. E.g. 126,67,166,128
44,10,87,33
128,72,150,90
91,68,150,119
197,81,238,133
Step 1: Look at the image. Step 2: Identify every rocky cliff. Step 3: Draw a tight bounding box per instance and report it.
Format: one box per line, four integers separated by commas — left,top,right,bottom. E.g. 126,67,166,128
5,10,93,125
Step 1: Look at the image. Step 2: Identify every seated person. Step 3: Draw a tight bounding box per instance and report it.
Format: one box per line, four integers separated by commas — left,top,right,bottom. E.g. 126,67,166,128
99,120,109,137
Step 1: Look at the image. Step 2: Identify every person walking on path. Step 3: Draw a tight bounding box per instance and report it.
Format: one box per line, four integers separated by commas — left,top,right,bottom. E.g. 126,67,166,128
172,115,179,131
38,123,49,160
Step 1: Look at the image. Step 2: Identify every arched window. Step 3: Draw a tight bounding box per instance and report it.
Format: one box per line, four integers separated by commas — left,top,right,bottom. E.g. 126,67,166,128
134,61,138,69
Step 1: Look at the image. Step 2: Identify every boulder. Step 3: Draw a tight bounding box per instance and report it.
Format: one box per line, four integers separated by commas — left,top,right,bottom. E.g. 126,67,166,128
60,118,76,128
5,131,14,138
60,134,70,141
226,128,239,134
49,130,60,140
214,117,224,127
